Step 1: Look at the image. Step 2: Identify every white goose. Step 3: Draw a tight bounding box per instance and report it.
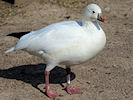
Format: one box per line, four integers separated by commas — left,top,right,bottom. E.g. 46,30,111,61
6,4,106,98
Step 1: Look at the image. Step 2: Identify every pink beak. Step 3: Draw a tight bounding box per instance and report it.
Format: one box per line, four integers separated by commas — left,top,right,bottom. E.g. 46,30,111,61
97,14,105,22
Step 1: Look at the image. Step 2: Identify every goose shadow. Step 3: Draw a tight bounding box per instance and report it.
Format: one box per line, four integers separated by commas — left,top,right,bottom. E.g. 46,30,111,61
2,0,14,4
7,31,30,39
0,64,75,94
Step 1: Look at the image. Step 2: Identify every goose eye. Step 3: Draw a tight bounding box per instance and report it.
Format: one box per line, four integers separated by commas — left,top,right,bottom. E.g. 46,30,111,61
92,11,95,13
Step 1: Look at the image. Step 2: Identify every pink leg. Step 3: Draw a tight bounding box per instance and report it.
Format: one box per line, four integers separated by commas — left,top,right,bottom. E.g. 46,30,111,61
45,71,58,98
65,67,82,94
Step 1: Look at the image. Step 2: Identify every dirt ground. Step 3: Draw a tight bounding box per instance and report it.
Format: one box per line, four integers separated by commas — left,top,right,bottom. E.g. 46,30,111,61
0,0,133,100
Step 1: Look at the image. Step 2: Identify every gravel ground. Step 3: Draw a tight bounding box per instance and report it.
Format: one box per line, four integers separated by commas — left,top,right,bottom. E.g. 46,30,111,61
0,0,133,100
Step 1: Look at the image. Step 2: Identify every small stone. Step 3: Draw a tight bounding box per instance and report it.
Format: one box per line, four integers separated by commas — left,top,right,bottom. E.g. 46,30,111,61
86,81,91,84
59,94,64,97
104,7,110,13
112,64,117,68
105,72,111,75
99,90,104,93
64,16,71,19
124,13,127,17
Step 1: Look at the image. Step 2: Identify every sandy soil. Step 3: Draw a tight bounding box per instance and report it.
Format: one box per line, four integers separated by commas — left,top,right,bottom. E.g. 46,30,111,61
0,0,133,100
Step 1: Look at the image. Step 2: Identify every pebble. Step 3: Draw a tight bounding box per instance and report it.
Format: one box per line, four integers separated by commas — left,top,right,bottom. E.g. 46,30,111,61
86,81,91,84
64,16,71,19
112,64,117,68
104,7,110,13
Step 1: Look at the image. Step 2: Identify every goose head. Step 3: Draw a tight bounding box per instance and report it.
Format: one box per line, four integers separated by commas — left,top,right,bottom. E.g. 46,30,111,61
82,4,105,25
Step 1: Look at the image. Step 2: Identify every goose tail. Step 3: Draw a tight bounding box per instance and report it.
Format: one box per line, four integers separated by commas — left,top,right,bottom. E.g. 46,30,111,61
5,47,15,54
